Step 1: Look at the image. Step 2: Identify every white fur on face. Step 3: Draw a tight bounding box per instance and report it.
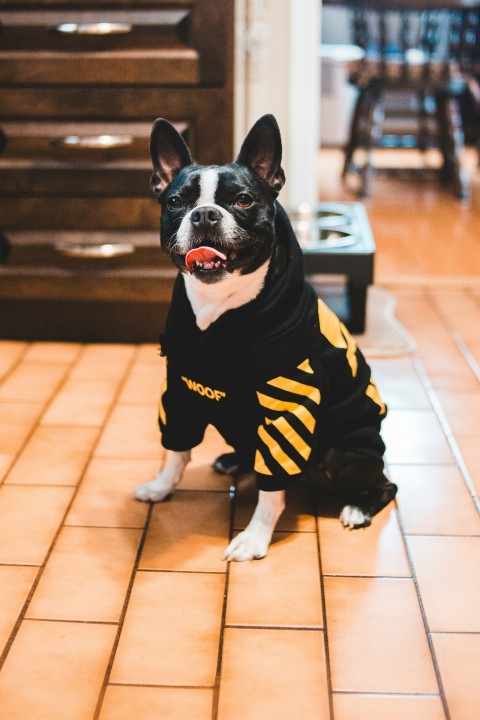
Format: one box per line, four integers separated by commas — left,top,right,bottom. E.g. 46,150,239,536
197,168,219,205
175,168,237,252
184,259,270,330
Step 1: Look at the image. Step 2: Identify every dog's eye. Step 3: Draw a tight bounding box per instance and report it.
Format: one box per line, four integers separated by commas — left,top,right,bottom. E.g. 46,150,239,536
166,196,183,210
235,193,254,208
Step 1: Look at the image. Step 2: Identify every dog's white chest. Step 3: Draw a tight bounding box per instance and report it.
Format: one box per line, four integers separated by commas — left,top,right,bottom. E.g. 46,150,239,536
184,260,270,330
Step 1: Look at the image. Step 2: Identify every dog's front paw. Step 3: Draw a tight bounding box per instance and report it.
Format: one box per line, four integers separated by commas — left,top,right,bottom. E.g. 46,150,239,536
224,525,270,562
134,476,175,503
340,504,371,529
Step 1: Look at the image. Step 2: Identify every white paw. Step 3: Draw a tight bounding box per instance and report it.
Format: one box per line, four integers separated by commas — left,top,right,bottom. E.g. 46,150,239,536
224,525,270,562
134,477,175,503
340,505,371,529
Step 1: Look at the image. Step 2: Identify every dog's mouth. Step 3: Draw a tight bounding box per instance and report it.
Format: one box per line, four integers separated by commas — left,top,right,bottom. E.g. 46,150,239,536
169,237,265,282
180,244,254,280
185,246,229,272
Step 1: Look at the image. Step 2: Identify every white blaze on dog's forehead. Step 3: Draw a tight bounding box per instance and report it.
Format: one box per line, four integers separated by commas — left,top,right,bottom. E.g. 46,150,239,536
197,168,219,205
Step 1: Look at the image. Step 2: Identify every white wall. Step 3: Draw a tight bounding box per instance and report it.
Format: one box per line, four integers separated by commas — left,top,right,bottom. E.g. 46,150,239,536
235,0,321,211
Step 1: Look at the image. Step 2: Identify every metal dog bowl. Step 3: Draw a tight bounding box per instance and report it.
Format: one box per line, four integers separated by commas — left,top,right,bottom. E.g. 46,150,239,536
317,207,351,228
316,228,356,249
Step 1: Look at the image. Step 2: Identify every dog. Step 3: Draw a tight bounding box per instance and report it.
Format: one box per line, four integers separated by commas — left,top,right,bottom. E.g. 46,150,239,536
135,114,397,561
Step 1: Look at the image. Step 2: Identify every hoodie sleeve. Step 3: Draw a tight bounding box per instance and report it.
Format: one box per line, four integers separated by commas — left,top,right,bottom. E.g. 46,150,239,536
158,359,208,452
253,358,323,491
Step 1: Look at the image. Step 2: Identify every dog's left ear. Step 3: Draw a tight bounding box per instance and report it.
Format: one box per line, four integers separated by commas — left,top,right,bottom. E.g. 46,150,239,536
236,114,285,194
150,118,193,197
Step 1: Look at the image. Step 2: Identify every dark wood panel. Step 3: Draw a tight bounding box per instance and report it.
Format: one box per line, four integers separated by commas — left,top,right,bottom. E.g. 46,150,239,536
0,162,151,194
0,0,194,7
0,266,175,302
0,197,159,230
0,49,199,84
0,298,170,343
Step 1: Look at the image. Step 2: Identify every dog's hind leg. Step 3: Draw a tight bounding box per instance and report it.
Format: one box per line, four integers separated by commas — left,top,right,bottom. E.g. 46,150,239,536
213,451,251,475
135,450,191,503
315,447,397,530
340,480,398,529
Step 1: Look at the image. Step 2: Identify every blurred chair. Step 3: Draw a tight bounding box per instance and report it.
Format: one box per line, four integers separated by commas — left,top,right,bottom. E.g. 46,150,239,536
324,1,480,198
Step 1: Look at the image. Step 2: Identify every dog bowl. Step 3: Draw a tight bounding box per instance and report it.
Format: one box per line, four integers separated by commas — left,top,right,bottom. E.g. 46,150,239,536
316,228,356,249
317,209,351,228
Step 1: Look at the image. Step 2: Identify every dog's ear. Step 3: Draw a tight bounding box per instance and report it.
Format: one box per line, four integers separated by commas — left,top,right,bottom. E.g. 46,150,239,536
150,119,193,197
236,114,285,194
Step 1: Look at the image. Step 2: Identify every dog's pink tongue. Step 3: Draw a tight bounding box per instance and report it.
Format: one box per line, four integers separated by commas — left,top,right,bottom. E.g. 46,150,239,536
185,246,227,269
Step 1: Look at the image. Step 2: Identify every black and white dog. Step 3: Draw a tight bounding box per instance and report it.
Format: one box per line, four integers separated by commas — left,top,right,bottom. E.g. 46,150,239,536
135,114,397,561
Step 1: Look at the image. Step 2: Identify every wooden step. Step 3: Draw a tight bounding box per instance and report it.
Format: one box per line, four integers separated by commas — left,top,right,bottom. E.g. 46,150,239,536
0,49,199,84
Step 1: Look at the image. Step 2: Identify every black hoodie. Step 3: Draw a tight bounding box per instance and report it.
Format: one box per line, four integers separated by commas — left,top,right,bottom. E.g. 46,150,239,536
158,204,386,491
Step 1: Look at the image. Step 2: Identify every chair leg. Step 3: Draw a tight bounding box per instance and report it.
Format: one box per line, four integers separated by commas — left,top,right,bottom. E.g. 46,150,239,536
359,85,384,198
342,86,369,179
417,90,430,153
343,83,383,197
435,93,470,200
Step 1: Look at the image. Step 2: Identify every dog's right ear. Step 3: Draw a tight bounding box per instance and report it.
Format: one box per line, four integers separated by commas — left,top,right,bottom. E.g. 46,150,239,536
236,114,285,194
150,119,193,197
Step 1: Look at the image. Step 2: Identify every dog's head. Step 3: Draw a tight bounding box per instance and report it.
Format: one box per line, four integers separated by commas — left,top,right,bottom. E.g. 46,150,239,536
150,114,285,284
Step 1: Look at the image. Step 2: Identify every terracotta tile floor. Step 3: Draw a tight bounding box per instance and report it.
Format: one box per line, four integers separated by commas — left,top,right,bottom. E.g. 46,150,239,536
0,281,479,720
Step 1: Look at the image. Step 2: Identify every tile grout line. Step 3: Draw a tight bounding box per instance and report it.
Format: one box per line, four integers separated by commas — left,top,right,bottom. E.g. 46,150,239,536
332,689,442,698
0,341,33,384
394,309,470,720
394,505,452,720
450,330,480,383
92,503,154,720
314,487,336,720
413,357,480,515
419,289,480,511
210,478,236,720
107,681,214,690
404,309,480,717
429,286,480,383
396,333,457,720
225,624,324,631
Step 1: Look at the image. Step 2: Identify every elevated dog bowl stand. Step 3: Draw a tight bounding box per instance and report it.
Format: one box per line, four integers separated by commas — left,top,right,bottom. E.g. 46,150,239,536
291,202,375,334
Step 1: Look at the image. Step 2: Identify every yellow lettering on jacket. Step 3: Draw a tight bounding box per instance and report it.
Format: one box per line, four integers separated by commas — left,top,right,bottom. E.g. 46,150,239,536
181,376,226,401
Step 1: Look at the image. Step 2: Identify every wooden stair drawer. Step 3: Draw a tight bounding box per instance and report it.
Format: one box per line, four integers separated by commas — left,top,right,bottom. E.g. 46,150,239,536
0,231,175,302
0,161,151,195
0,49,199,85
0,122,159,160
0,7,199,84
0,197,159,230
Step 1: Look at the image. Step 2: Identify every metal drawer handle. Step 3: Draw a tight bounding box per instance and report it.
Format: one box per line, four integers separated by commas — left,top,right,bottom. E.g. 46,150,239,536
50,135,133,150
54,22,133,35
55,243,135,259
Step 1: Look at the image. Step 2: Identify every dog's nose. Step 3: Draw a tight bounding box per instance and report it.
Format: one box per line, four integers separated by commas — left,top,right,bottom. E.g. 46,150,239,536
191,206,222,229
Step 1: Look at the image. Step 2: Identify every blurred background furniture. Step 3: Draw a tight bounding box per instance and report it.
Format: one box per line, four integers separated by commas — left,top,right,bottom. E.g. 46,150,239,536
0,0,234,342
324,1,480,199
